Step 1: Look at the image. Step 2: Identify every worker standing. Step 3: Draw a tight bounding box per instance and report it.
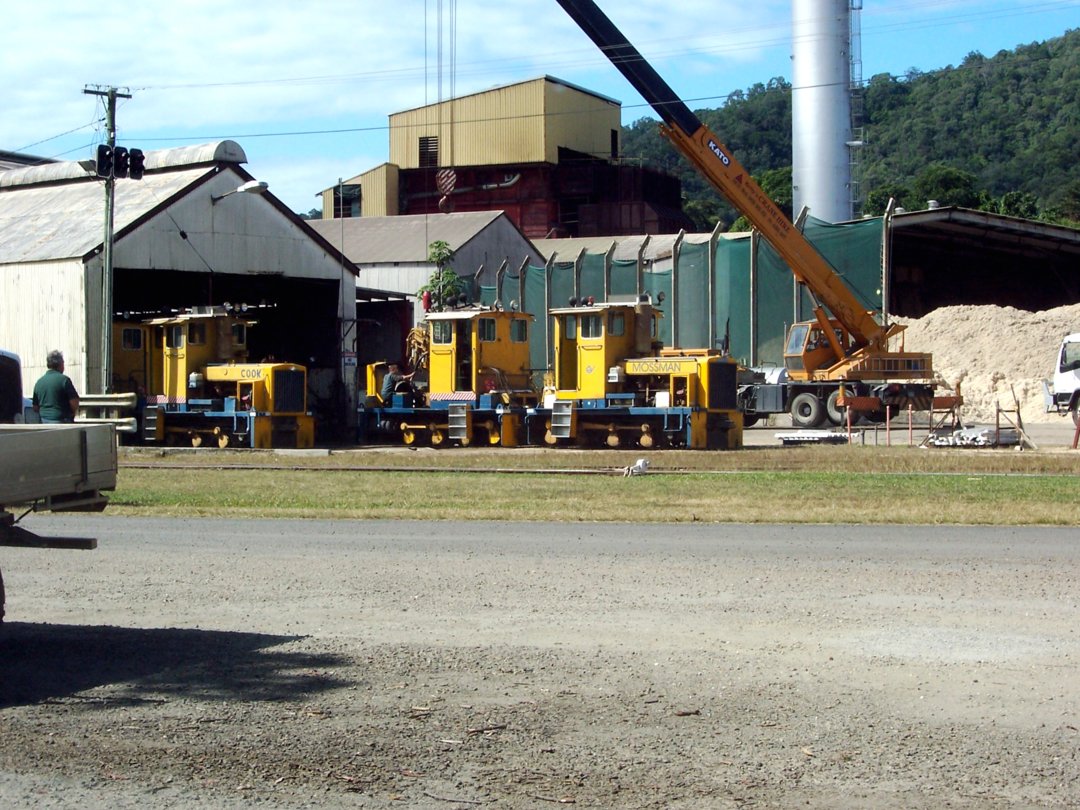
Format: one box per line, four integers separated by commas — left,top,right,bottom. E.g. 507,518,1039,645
32,350,80,423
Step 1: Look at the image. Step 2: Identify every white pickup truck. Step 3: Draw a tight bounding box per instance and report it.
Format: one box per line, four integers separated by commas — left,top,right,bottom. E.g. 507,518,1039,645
1,350,117,623
1042,333,1080,425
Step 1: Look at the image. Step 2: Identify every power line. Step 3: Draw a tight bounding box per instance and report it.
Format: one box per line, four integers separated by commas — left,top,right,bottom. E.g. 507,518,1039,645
7,1,1076,157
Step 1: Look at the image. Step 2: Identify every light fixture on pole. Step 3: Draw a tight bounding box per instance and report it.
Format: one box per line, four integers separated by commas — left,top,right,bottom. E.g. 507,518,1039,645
211,180,268,204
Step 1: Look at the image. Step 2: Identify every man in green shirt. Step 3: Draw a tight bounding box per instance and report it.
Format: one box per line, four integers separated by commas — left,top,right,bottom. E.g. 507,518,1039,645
32,350,80,423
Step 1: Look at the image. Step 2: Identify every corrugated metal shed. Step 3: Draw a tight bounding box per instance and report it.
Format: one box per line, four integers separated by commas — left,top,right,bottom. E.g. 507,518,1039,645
0,168,205,263
308,211,509,263
309,211,543,328
0,141,361,416
389,76,620,169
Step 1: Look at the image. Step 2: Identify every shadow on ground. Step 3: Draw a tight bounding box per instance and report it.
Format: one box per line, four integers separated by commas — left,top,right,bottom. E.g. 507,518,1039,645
0,623,349,708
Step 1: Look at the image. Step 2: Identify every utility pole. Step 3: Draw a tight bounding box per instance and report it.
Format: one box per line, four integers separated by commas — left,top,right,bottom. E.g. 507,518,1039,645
83,85,131,394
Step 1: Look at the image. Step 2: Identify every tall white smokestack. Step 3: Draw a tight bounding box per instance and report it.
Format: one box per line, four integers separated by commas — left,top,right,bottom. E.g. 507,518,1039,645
791,0,853,223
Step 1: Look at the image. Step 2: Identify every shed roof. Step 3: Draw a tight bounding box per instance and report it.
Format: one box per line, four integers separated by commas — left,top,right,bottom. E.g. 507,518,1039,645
887,206,1080,316
0,167,211,264
0,141,248,264
307,211,507,264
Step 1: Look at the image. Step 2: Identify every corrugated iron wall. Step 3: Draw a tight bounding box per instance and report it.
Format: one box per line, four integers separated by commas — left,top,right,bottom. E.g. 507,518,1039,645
389,78,619,169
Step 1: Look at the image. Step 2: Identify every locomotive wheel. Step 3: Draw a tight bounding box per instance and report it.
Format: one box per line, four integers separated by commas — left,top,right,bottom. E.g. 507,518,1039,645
190,433,203,448
402,427,418,445
606,431,621,448
217,433,230,448
430,429,445,447
639,424,655,448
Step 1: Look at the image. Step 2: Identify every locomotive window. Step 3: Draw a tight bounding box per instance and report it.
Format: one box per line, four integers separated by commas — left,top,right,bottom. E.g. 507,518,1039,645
510,319,528,342
478,318,496,342
188,322,207,345
165,325,184,349
232,323,247,346
563,315,577,340
431,320,453,344
580,314,602,338
121,328,143,351
608,312,625,337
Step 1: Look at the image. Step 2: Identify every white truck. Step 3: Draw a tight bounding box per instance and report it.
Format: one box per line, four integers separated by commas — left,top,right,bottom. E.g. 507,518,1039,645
1,350,117,623
1042,334,1080,425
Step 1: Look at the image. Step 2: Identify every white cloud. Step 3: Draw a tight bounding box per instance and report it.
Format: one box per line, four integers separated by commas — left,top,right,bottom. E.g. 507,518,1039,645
5,0,1075,212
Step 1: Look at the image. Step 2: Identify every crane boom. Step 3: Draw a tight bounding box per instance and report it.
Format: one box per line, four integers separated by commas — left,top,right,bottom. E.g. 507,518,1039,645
555,0,886,352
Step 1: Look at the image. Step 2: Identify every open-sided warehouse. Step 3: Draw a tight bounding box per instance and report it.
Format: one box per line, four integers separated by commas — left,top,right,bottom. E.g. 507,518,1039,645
0,141,359,436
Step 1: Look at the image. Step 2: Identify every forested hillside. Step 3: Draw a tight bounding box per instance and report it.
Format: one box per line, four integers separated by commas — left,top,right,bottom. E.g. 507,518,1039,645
620,28,1080,231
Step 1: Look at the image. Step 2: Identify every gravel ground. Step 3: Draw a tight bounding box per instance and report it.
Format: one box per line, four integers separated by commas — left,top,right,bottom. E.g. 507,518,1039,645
1,517,1078,808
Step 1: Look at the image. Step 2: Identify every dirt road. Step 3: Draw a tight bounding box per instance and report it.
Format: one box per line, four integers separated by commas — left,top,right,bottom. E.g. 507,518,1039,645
2,517,1077,808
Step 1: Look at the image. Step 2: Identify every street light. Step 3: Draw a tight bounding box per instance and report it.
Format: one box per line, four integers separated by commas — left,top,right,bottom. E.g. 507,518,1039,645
212,179,268,204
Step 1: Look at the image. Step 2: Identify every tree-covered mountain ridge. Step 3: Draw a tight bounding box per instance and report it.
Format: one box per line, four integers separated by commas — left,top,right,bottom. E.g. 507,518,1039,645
620,27,1080,230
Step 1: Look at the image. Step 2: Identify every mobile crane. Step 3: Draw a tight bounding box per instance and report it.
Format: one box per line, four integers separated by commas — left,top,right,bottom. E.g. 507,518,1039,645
556,0,943,428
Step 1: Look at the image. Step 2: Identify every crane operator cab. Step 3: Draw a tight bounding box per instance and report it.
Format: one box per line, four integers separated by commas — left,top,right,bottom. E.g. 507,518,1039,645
783,319,853,378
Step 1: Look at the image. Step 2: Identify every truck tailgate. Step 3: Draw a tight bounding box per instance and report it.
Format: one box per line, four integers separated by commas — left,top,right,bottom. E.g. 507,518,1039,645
0,424,117,507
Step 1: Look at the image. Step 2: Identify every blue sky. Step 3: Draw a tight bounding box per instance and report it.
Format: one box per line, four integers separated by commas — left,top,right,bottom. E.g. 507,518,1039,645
4,1,1078,215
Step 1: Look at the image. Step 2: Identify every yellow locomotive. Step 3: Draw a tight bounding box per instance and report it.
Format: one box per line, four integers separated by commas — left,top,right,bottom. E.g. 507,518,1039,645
113,306,314,449
361,296,742,450
362,305,537,447
545,297,742,449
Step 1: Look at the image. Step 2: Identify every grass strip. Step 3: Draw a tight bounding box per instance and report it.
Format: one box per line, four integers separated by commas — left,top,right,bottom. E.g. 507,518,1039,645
111,467,1080,525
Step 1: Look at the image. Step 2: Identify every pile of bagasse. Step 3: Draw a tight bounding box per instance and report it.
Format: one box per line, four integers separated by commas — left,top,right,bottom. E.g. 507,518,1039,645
895,302,1080,425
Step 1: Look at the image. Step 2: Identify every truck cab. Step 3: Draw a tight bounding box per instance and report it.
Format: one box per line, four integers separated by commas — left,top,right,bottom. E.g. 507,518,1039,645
783,319,853,378
1044,333,1080,423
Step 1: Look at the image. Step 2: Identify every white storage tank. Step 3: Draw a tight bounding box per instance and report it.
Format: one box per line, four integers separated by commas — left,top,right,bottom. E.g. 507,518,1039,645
791,0,853,223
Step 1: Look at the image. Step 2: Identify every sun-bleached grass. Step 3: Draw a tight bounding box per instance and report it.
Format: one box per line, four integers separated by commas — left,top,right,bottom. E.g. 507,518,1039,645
111,461,1080,525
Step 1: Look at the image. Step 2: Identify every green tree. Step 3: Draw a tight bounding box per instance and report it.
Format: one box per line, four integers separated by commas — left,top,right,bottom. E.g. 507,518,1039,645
991,191,1039,219
619,28,1080,228
683,197,729,232
911,164,984,209
417,240,463,311
863,184,913,216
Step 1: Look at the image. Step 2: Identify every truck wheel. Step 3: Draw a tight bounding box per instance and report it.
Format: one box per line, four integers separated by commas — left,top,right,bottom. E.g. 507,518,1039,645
790,392,825,428
826,390,846,426
1072,407,1080,427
